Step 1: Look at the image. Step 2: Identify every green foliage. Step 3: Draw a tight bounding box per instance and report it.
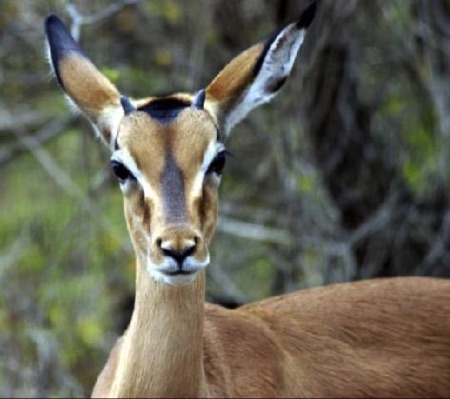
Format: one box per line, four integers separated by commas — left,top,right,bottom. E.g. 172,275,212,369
297,173,314,194
101,67,121,84
235,257,274,299
402,122,437,193
0,124,131,395
388,93,437,194
144,0,182,25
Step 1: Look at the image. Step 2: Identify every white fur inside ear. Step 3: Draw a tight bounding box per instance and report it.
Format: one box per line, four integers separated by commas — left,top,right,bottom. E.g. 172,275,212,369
45,40,55,75
58,94,122,149
74,104,123,149
224,25,306,134
98,105,124,149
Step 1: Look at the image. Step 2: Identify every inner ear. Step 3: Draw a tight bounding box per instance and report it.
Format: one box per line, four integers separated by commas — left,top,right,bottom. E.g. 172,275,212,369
45,14,122,146
205,1,317,135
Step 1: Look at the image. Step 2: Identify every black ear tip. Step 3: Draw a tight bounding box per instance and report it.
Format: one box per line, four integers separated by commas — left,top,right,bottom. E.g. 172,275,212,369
45,13,60,25
296,1,317,29
45,12,85,65
45,13,65,35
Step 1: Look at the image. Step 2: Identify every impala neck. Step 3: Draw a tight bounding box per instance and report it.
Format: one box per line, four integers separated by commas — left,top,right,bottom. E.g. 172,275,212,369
111,257,209,398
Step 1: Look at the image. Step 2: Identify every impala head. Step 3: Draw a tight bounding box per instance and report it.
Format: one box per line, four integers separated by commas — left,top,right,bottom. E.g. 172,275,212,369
45,2,316,285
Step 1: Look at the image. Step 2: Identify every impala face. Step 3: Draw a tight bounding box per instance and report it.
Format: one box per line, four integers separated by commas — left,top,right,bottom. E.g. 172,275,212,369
45,2,316,285
111,97,224,284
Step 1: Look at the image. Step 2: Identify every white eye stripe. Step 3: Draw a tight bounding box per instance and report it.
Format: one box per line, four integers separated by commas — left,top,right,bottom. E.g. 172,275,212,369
204,142,224,172
111,149,157,198
111,149,141,178
191,141,224,196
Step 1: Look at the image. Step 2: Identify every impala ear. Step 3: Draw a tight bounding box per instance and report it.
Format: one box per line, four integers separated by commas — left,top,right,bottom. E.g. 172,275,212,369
205,1,316,136
45,14,124,147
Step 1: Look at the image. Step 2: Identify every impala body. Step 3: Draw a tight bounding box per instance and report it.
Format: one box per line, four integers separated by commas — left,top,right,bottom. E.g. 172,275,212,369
45,3,450,397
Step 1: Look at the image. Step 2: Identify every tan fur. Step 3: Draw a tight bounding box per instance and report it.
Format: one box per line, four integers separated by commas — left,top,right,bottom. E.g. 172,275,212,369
104,266,208,398
49,22,450,399
60,54,119,113
59,54,121,144
206,43,263,119
93,274,450,398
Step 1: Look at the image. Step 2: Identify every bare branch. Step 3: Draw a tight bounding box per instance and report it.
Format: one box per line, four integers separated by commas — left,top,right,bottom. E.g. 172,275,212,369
66,0,141,40
0,116,75,167
208,262,250,304
0,231,30,280
218,216,291,245
12,129,125,241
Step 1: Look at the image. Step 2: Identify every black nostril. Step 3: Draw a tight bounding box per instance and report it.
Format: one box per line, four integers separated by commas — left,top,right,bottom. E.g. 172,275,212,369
161,243,196,266
183,244,196,258
161,247,175,258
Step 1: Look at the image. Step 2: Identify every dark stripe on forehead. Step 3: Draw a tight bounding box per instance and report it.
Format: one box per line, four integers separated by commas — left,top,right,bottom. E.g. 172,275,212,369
138,98,190,124
161,153,187,223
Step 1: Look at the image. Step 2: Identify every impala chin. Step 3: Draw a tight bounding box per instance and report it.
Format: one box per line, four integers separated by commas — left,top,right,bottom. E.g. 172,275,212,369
146,254,210,286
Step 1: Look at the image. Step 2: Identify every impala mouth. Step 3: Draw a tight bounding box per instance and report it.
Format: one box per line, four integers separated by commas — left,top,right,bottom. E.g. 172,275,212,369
161,269,196,276
146,254,210,285
150,267,199,286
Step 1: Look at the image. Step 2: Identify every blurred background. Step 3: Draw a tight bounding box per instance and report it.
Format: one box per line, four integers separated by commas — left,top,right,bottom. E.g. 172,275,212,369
1,0,450,396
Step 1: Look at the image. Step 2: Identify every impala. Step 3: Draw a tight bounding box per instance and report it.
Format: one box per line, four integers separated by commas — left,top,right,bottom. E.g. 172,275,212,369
45,2,450,397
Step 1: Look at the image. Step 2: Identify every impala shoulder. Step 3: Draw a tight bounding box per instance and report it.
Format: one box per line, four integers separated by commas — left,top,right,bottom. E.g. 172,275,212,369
204,304,285,391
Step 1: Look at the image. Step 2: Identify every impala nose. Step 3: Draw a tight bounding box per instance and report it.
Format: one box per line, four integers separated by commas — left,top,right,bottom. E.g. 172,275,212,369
159,241,197,267
155,228,200,268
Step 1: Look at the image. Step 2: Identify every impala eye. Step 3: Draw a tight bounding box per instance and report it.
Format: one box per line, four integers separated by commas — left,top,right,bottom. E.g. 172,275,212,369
110,160,134,182
206,151,227,176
